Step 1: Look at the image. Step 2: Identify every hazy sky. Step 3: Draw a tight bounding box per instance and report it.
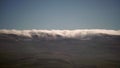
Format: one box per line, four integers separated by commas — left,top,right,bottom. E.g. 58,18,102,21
0,0,120,30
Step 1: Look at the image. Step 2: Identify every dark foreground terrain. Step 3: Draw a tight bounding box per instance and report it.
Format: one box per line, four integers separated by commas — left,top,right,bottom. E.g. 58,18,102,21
0,34,120,68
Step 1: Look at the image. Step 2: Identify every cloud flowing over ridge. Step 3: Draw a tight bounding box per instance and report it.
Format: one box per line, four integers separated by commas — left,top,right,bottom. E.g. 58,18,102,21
0,29,120,40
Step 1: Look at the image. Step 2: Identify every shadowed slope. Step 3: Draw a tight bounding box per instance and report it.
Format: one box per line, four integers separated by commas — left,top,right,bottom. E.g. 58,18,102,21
0,29,120,68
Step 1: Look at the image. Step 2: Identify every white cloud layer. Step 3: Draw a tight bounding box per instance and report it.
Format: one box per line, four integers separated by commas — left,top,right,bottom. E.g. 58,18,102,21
0,29,120,40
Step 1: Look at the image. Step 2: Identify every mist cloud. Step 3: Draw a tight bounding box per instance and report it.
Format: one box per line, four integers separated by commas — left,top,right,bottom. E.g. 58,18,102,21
0,29,120,40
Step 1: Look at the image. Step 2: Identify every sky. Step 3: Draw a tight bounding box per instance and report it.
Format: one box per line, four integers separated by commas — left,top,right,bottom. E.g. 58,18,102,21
0,0,120,30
